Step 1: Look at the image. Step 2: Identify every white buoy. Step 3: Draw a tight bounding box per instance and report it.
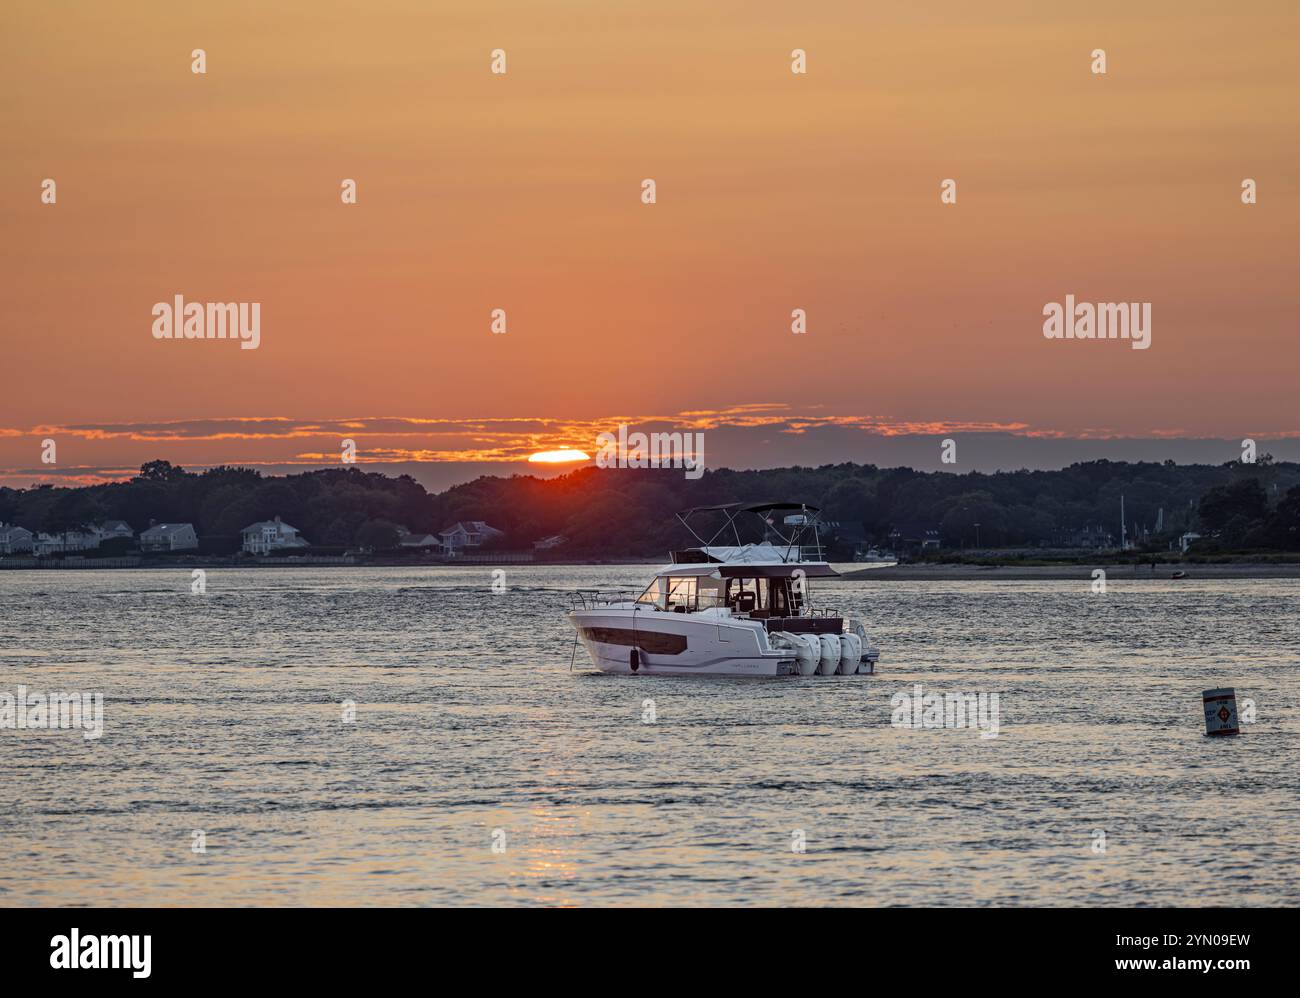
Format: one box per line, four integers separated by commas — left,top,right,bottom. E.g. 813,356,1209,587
1203,688,1240,737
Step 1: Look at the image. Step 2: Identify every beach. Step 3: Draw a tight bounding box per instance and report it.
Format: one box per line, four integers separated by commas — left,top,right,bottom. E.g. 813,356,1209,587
839,562,1300,581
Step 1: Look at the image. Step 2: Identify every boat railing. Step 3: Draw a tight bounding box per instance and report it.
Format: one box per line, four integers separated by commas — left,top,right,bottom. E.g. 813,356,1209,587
569,590,643,610
570,589,840,618
569,590,732,612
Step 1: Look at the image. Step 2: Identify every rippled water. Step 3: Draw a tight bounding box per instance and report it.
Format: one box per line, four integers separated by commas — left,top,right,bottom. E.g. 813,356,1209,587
1,566,1297,906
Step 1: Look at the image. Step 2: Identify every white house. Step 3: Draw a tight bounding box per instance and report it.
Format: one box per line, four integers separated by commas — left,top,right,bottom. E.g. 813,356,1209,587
79,520,135,549
139,522,199,551
438,520,504,555
241,516,309,554
1179,532,1203,553
398,529,441,550
0,523,34,554
533,534,566,551
32,529,100,556
97,520,134,542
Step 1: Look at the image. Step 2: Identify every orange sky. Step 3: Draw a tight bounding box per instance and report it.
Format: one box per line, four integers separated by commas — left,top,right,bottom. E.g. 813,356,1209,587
2,1,1298,486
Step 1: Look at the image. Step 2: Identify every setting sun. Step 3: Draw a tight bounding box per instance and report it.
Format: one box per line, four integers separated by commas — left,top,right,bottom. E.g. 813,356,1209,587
528,449,591,464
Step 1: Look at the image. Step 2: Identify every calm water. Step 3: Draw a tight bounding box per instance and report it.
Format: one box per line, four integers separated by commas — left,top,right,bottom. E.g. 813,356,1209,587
1,566,1297,907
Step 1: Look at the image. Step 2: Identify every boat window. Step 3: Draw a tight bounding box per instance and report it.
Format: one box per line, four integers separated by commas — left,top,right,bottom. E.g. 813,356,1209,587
726,577,760,611
696,579,723,609
665,576,697,611
636,579,664,607
767,577,792,616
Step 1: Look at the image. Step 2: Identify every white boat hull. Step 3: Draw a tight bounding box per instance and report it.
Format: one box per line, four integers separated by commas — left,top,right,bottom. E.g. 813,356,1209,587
568,606,878,677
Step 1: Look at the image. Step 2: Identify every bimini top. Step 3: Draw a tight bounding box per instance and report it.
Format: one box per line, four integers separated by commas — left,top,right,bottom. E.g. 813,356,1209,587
673,500,830,568
663,542,840,578
679,501,821,517
656,561,840,580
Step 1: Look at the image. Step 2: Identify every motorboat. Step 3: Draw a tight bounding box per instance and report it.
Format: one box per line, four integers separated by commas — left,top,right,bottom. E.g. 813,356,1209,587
566,502,881,676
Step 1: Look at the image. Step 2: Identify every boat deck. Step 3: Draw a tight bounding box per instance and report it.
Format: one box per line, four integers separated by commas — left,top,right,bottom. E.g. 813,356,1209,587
759,615,844,634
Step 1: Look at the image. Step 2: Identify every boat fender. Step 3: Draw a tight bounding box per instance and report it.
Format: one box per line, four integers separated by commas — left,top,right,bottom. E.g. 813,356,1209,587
630,648,640,672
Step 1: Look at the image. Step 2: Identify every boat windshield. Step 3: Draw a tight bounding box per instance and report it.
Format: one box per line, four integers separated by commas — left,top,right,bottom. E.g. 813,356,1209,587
631,576,717,608
665,577,696,610
635,573,809,615
637,576,698,610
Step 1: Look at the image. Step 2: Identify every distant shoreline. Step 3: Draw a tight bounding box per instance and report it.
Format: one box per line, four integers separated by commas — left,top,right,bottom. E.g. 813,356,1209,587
0,556,664,571
837,562,1300,581
4,557,1299,579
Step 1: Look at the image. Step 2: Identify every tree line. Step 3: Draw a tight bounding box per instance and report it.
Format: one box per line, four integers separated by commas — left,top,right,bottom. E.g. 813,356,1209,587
2,457,1298,557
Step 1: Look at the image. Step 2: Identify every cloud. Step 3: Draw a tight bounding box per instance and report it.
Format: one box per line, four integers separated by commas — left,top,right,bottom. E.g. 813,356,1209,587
3,404,1300,492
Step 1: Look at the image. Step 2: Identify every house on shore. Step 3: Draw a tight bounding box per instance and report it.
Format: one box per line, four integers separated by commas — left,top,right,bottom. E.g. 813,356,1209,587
888,521,942,557
32,528,101,556
533,534,566,552
0,523,34,554
96,520,135,543
139,522,199,552
439,520,504,556
241,516,309,554
1052,525,1114,550
397,527,442,551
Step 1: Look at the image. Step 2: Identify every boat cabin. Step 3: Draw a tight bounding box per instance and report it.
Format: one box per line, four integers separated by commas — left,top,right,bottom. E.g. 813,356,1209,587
636,562,843,633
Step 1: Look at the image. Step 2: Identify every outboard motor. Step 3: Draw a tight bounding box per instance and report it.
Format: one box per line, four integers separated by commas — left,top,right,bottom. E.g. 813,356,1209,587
771,631,818,675
851,619,878,674
795,633,822,674
791,632,819,675
816,633,841,675
837,633,862,675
